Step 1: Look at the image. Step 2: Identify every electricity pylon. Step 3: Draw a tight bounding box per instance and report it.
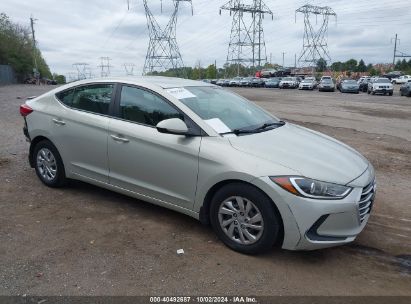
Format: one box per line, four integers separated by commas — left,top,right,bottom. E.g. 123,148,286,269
295,4,336,67
98,57,112,77
124,63,135,76
72,63,89,80
143,0,193,76
220,0,273,75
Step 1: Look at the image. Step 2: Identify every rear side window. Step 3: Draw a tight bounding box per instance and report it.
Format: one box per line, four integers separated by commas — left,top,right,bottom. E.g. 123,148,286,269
119,86,183,126
56,84,113,115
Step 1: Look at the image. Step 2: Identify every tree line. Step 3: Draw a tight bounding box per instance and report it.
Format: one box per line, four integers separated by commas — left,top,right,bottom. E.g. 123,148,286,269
0,12,65,83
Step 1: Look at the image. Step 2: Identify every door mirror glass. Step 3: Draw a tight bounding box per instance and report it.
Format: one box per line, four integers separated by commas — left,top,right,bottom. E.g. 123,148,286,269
156,118,188,135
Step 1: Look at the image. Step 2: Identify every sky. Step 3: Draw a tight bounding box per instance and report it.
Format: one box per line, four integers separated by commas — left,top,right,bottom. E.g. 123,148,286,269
2,0,411,78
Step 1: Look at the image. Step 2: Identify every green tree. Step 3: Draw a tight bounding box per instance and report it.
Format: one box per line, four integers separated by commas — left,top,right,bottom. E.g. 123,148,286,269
357,59,366,72
331,61,343,72
52,73,66,84
0,12,51,81
344,59,357,71
316,58,327,72
205,64,217,79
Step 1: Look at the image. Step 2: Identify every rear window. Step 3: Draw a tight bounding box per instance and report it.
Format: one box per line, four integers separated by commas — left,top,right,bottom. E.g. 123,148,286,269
56,84,113,115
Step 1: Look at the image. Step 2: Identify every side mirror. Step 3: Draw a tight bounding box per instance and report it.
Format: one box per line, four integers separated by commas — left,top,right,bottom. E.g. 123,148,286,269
156,118,188,135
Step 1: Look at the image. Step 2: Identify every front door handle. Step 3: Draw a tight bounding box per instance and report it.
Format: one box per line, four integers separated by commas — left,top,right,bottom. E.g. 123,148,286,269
52,118,66,126
111,134,129,143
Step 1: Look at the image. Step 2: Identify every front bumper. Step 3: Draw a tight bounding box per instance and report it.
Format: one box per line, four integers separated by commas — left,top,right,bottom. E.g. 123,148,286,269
253,169,375,250
341,88,359,93
319,86,334,91
373,88,393,94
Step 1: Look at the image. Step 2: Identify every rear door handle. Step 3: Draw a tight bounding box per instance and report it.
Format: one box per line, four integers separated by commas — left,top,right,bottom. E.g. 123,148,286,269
52,118,66,126
111,134,129,143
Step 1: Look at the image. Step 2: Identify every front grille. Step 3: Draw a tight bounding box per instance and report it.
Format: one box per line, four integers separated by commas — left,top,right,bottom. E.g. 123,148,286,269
358,180,376,222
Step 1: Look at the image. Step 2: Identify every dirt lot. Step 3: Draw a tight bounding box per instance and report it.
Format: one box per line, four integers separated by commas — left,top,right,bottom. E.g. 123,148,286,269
0,84,410,296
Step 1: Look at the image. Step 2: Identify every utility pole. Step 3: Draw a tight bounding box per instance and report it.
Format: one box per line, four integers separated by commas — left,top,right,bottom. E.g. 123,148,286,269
392,34,399,66
391,34,411,66
392,34,398,66
282,52,285,67
294,54,297,68
30,15,39,83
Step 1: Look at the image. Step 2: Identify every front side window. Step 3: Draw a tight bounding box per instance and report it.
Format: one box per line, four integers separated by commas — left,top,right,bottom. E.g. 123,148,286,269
56,84,113,115
119,86,183,126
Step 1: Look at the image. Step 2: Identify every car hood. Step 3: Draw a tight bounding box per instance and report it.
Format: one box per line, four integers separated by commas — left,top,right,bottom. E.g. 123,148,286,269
228,123,369,185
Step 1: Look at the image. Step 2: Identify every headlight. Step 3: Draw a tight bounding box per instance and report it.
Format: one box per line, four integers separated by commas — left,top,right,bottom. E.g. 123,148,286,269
270,176,352,199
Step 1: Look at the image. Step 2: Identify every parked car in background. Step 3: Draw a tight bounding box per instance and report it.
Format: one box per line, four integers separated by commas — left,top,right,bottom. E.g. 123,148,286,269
400,80,411,97
318,78,335,92
336,78,349,91
20,76,376,254
251,77,265,87
223,79,231,87
279,77,298,89
298,79,316,90
240,77,253,87
320,76,332,82
367,78,393,96
229,77,243,87
216,79,225,86
264,77,281,88
382,71,403,80
391,75,411,85
358,77,371,92
340,80,360,94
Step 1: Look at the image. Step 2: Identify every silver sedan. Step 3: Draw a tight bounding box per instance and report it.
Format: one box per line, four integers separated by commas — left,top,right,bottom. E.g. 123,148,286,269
20,77,375,254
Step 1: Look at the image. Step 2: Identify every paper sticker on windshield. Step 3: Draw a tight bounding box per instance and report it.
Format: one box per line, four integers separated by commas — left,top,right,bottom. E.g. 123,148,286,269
204,118,231,134
165,88,196,100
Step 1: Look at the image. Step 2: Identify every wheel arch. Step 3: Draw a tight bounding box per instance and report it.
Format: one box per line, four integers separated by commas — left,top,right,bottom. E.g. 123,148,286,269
199,179,284,245
29,135,56,167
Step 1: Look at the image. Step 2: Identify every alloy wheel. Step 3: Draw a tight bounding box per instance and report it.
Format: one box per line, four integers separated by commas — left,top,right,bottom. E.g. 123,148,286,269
36,148,57,182
218,196,264,245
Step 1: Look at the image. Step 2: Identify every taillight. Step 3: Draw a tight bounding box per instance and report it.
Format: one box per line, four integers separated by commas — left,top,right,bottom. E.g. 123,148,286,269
20,104,33,117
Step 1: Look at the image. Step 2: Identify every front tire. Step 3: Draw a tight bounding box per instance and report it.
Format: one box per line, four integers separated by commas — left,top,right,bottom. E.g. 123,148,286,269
33,140,66,187
210,183,281,254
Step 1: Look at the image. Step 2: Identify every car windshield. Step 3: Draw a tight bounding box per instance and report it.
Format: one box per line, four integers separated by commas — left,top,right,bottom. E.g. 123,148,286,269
376,78,390,83
177,86,279,133
283,77,292,81
302,80,311,83
322,79,332,83
344,80,357,84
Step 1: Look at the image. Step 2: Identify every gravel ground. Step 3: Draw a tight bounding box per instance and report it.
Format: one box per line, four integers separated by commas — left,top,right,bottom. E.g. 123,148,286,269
0,84,410,296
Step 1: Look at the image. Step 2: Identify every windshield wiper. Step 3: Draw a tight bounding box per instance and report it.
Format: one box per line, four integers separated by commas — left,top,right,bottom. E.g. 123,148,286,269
254,121,285,131
221,121,285,135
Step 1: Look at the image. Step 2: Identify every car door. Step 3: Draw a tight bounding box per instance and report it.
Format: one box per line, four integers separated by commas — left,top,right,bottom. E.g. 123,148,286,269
107,84,202,209
53,83,114,183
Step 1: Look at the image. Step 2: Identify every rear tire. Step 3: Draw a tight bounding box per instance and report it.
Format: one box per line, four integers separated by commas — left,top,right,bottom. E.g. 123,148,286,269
33,140,66,187
210,183,281,254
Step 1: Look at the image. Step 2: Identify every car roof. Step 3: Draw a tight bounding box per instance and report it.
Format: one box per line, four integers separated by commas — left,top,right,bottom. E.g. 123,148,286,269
63,76,213,89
